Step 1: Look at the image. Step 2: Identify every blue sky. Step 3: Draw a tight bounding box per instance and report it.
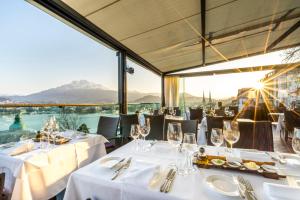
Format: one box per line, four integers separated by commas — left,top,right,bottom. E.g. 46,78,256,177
0,0,160,95
0,0,292,99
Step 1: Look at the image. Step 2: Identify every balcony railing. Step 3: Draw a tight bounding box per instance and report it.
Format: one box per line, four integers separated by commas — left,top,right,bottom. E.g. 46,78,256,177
0,103,160,144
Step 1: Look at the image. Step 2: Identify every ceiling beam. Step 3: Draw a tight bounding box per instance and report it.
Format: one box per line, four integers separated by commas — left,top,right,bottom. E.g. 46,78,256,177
164,42,300,74
166,63,300,78
28,0,162,76
201,0,206,66
267,19,300,51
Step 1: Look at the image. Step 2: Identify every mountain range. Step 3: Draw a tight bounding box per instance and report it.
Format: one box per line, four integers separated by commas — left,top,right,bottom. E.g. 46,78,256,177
0,80,233,105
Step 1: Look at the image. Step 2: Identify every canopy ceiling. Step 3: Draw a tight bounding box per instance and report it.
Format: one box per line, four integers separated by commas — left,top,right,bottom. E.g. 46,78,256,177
33,0,300,74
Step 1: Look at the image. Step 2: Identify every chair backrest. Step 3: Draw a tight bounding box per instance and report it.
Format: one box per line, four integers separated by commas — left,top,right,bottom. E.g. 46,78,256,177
163,119,198,141
120,114,139,138
153,109,159,115
189,108,203,121
144,114,164,140
284,110,300,132
206,116,224,145
96,116,120,139
165,107,181,116
215,109,225,116
229,106,239,115
236,121,274,151
0,173,4,194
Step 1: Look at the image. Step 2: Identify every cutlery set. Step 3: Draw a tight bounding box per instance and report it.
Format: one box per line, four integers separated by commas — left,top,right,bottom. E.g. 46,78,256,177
160,168,177,193
111,157,132,180
237,176,258,200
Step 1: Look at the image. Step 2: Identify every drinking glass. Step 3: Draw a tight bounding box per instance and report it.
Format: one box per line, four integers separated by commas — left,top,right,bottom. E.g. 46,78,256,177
223,121,240,151
211,128,224,155
140,118,151,151
167,122,183,147
181,133,197,174
292,128,300,155
131,124,141,151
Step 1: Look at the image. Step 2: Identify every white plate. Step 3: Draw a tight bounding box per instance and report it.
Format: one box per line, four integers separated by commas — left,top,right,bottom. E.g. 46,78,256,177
205,175,239,196
99,157,123,168
77,135,88,139
282,154,300,166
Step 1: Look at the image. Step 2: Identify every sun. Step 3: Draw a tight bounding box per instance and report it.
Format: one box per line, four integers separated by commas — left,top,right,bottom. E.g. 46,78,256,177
253,81,264,90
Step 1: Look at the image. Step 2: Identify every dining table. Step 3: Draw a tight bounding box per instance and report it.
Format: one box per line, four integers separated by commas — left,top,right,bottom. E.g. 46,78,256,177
0,133,108,200
63,140,300,200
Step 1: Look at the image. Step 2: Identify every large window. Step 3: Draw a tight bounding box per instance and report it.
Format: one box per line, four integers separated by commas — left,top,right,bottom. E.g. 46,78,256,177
126,59,161,113
0,1,119,143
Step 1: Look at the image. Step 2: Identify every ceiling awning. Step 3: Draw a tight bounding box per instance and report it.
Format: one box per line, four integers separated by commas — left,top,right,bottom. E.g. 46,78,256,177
30,0,300,74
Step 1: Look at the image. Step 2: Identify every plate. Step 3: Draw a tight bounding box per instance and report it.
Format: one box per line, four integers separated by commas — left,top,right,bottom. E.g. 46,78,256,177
244,162,260,171
99,157,123,168
205,175,239,196
227,161,242,168
282,154,300,166
77,135,88,139
211,159,225,166
261,164,277,173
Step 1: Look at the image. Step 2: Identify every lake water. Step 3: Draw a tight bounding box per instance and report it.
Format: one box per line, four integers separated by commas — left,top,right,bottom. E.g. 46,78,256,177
0,113,108,133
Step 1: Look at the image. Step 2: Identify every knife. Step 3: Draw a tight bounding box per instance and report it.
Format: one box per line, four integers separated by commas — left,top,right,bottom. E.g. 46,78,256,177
111,157,132,180
160,169,174,192
111,158,125,169
164,170,176,193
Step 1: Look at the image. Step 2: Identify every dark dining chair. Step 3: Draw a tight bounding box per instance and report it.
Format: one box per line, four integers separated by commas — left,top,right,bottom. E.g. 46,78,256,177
144,114,164,140
189,108,203,122
153,109,159,115
165,107,181,116
163,119,198,141
229,106,239,116
284,110,300,144
206,116,224,145
96,116,120,151
236,121,274,151
215,109,225,116
120,114,139,143
0,173,7,200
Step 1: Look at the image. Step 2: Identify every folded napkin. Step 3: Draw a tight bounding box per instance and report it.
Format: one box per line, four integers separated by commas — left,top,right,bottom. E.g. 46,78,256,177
1,142,34,156
119,160,160,189
264,182,300,200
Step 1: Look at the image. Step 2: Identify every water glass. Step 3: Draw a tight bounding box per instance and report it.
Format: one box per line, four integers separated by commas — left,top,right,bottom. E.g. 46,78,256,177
211,128,224,155
181,133,197,175
167,122,183,147
131,124,141,151
292,128,300,155
223,120,240,151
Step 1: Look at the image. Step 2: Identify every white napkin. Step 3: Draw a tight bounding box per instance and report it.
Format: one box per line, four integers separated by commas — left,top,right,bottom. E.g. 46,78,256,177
1,142,34,156
119,160,160,189
263,182,300,200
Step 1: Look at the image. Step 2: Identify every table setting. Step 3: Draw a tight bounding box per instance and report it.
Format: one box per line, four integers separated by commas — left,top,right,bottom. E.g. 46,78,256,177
64,120,300,200
0,117,108,200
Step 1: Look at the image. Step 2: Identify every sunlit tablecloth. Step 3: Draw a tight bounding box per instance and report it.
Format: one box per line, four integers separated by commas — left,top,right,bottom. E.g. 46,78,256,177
64,141,299,200
0,134,108,200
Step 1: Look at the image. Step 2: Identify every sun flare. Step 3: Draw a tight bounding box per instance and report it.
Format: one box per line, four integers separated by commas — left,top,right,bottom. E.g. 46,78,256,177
253,81,264,90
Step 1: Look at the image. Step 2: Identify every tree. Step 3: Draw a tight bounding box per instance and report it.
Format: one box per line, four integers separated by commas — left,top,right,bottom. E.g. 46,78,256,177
283,47,300,63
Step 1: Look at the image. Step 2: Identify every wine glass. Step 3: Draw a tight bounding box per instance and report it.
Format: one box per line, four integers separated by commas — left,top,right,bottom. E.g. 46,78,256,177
167,122,183,147
130,124,141,151
223,120,240,152
210,128,224,155
292,128,300,155
140,118,151,151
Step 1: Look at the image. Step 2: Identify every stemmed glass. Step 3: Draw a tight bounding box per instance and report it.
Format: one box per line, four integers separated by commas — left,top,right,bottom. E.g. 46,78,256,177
223,120,240,153
140,118,151,151
130,124,141,151
210,128,224,155
167,122,183,147
292,128,300,155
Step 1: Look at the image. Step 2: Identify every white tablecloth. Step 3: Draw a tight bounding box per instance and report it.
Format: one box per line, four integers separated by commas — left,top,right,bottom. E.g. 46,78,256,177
0,134,108,200
64,141,299,200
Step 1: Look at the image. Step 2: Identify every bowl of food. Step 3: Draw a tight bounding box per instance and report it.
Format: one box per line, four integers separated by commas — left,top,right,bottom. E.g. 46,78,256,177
211,159,225,166
244,162,260,171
